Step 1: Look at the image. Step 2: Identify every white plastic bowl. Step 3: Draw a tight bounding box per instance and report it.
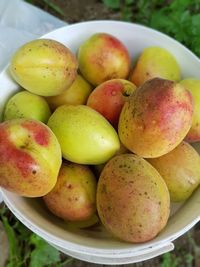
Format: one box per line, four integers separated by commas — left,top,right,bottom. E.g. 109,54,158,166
1,21,200,265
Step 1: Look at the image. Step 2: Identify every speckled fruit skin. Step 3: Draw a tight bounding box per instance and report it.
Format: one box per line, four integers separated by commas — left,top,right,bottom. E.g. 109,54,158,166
47,105,120,164
118,78,193,158
87,79,136,128
43,162,97,221
148,142,200,202
46,74,93,110
3,91,51,123
78,33,131,86
0,119,62,197
180,79,200,142
130,46,181,87
10,39,78,96
97,154,170,243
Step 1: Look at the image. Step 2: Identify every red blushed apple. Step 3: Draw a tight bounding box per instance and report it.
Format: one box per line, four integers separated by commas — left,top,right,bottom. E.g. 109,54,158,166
87,79,136,128
0,119,62,197
78,33,131,86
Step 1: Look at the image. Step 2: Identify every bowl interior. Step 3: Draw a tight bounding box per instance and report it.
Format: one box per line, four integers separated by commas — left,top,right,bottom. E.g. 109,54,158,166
1,21,200,255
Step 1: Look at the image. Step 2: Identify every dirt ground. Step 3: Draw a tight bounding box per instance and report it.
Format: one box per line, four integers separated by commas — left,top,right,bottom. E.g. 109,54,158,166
32,0,121,22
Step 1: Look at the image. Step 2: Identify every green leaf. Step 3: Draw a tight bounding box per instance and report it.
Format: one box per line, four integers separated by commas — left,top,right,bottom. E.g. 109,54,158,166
191,14,200,35
14,220,32,241
102,0,121,9
185,253,193,264
125,0,134,5
29,234,60,267
161,252,181,267
170,0,191,12
150,10,173,33
121,5,133,21
6,262,17,267
191,36,200,57
2,216,21,267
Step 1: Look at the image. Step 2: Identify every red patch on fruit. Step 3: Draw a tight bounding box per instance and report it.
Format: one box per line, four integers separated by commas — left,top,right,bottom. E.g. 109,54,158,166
88,81,124,127
104,82,122,96
105,34,125,51
157,94,193,128
104,34,130,63
91,34,130,71
0,126,37,177
135,79,193,145
22,120,50,146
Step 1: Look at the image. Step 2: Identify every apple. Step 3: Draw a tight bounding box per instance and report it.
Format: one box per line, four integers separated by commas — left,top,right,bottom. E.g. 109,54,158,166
44,162,97,221
47,105,120,164
180,78,200,142
97,154,170,243
10,39,78,96
78,33,131,86
148,141,200,202
3,91,51,123
118,78,193,158
87,79,136,128
0,119,62,197
130,46,181,86
46,74,93,110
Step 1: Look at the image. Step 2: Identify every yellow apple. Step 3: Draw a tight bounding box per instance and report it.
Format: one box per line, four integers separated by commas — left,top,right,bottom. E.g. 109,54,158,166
10,39,78,96
130,46,181,86
148,142,200,202
46,74,93,110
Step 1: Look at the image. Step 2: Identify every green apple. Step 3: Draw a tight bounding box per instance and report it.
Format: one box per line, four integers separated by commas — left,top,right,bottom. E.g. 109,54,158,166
47,105,120,164
3,91,51,123
46,74,93,110
180,78,200,142
0,119,62,197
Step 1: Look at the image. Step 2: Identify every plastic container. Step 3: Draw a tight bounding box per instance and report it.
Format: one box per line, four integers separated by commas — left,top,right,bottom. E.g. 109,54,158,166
1,21,200,265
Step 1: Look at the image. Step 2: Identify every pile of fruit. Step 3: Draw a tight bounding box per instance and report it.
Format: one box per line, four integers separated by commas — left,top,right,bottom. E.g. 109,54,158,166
0,33,200,243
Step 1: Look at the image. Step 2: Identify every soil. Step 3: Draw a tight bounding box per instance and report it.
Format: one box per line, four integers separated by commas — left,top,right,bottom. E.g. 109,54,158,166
31,0,121,23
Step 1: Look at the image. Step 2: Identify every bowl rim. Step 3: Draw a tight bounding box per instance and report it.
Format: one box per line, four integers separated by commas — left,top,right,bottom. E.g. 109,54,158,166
41,19,200,62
